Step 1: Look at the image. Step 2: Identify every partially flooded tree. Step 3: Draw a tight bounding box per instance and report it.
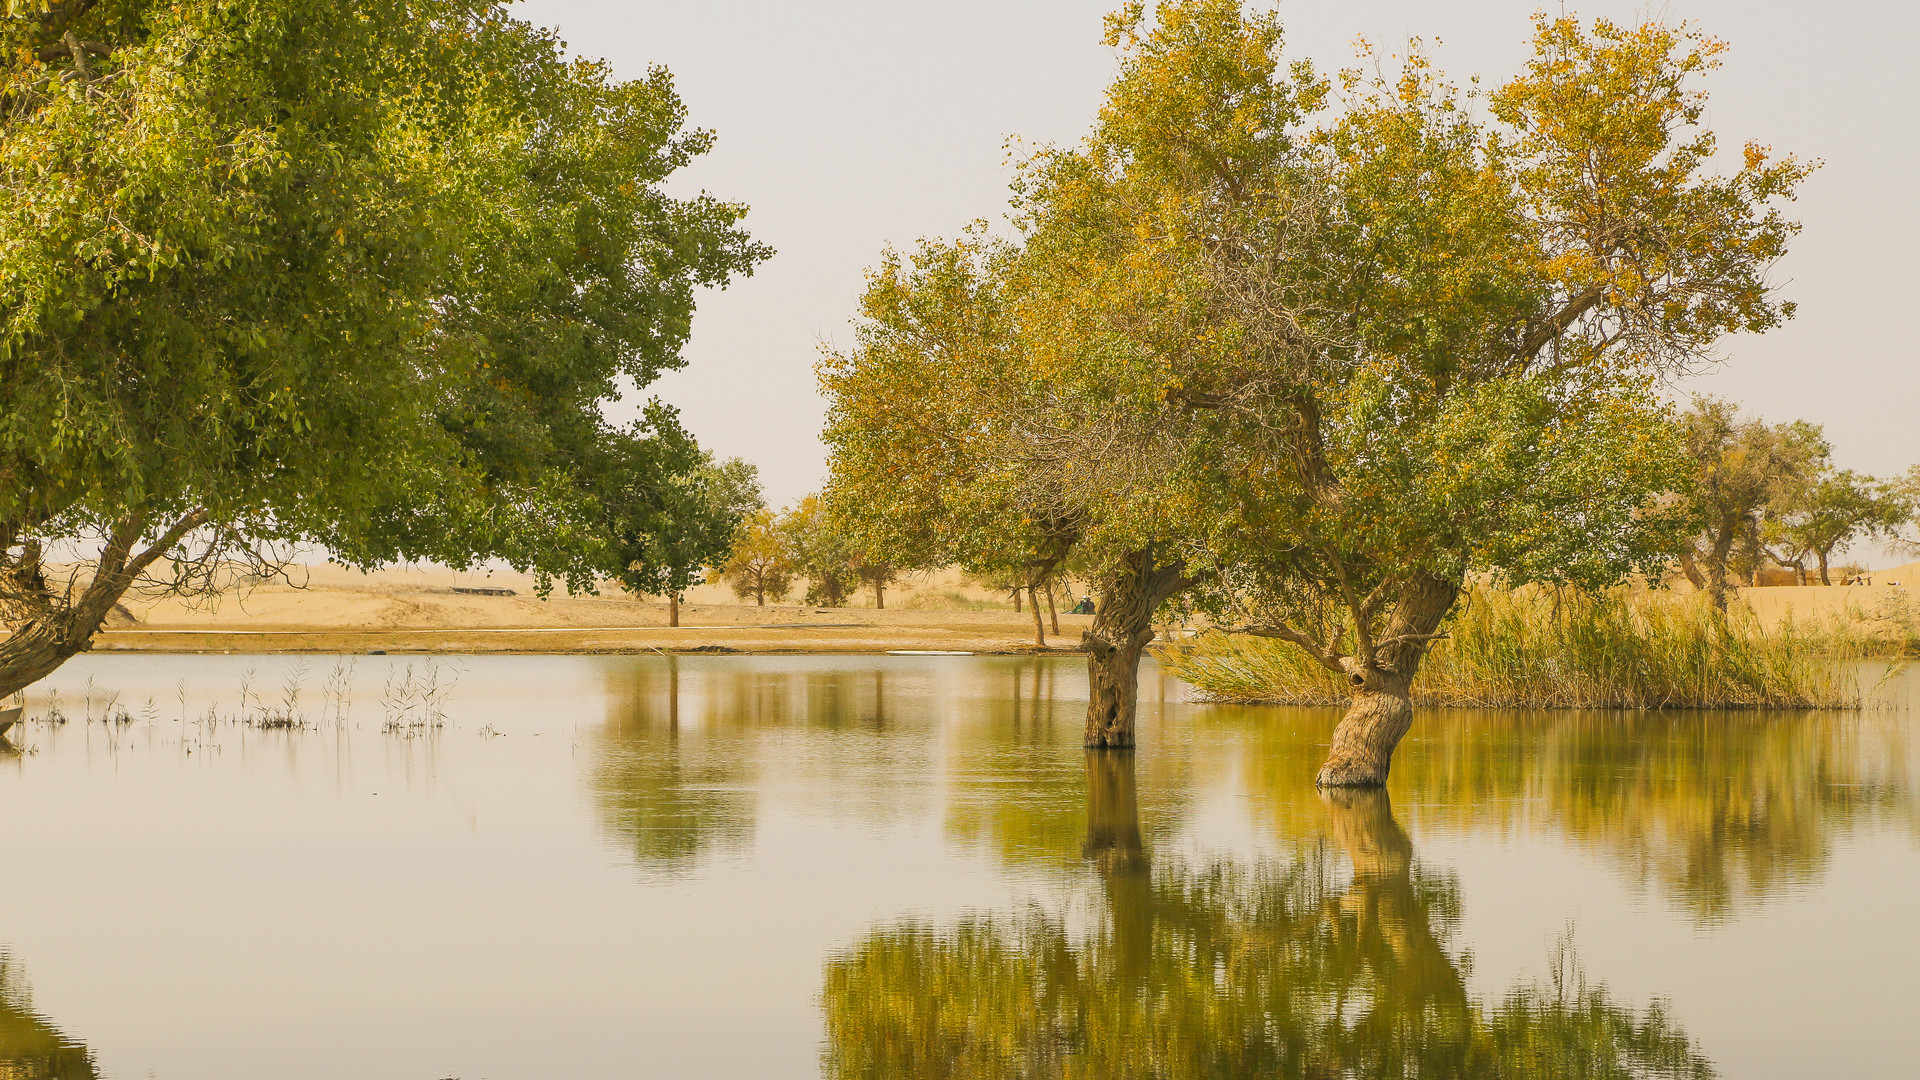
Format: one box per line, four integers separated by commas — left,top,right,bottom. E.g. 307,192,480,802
1131,7,1806,786
0,1,769,697
819,235,1195,743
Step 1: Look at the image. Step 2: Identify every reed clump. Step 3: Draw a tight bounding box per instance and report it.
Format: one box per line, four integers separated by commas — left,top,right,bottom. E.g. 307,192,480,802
1160,588,1901,709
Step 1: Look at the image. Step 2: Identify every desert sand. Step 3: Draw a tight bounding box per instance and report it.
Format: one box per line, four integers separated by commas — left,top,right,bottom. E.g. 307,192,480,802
33,557,1920,658
86,563,1096,656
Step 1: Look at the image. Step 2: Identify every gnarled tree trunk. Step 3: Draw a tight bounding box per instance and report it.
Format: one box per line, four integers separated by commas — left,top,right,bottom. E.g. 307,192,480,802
1315,571,1460,788
0,510,205,700
1027,584,1045,647
1082,549,1190,749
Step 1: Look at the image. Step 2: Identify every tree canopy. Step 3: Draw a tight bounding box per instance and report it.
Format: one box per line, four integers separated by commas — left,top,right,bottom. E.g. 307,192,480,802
0,0,768,694
820,1,1806,774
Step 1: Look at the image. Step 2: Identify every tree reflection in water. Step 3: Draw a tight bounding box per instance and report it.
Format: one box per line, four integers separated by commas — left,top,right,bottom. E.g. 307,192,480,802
1233,707,1918,922
824,752,1715,1080
0,955,96,1080
587,657,942,877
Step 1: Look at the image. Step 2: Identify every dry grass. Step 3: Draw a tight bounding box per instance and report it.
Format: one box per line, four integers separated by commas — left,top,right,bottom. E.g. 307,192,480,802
1160,587,1909,709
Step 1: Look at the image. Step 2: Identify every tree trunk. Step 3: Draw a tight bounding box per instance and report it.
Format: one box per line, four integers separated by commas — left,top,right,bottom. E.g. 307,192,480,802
1045,581,1060,635
1703,520,1738,612
873,579,885,609
1011,588,1022,613
669,593,680,627
1083,550,1190,749
1315,571,1460,788
1818,550,1832,586
0,511,204,700
1027,584,1045,648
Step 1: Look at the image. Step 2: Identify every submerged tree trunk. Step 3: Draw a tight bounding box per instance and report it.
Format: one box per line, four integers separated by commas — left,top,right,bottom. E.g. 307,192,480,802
1083,550,1190,749
1027,584,1045,647
1316,571,1460,788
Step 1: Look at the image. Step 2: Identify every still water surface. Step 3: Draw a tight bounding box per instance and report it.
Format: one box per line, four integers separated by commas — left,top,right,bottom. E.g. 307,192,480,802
0,654,1916,1078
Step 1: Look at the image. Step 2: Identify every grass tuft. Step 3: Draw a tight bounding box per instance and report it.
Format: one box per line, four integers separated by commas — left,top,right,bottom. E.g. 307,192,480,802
1160,588,1908,709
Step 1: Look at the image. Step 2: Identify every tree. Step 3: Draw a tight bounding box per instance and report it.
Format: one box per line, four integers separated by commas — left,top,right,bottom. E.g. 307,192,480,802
1895,466,1920,558
605,451,762,626
1676,398,1828,603
720,508,795,606
0,0,769,697
1767,469,1911,585
820,228,1197,745
780,495,858,607
1085,5,1801,784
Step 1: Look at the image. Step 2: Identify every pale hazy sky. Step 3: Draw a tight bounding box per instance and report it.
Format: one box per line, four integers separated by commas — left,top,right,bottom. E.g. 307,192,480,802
514,0,1917,513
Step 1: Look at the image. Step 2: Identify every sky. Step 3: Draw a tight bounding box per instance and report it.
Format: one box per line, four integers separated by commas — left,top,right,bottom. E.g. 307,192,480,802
514,0,1918,521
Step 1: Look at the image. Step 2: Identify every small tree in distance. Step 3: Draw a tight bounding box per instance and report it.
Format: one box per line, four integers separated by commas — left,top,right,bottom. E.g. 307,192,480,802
609,453,763,626
1768,470,1912,585
781,496,857,607
721,509,796,606
1676,397,1828,607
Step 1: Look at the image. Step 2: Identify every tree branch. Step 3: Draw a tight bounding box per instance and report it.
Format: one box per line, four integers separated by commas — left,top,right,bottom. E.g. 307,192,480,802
36,36,111,64
1516,286,1605,362
1224,622,1348,675
1371,629,1448,652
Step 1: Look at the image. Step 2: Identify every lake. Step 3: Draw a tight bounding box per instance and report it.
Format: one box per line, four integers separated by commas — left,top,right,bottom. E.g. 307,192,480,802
1,653,1915,1078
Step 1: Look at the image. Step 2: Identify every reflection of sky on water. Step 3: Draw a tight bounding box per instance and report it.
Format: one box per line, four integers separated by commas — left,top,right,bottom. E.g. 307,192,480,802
0,654,1914,1078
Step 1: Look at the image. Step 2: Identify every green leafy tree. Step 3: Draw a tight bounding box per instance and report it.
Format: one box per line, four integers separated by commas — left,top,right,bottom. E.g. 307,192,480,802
821,232,1188,739
1895,466,1920,559
0,0,768,697
720,508,795,606
1767,469,1912,585
1068,5,1800,782
781,495,859,607
1676,398,1828,602
607,451,762,626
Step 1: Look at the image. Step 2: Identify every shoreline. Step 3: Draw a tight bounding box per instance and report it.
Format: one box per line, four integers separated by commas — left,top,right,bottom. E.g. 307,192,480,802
83,623,1089,657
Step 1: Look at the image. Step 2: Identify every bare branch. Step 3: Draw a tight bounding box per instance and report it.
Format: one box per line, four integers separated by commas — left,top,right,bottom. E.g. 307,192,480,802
1223,622,1349,675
